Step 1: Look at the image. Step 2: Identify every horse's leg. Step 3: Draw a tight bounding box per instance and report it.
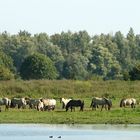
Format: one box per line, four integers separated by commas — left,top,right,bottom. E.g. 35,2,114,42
132,103,135,108
101,105,104,111
18,104,20,109
80,106,82,111
103,105,107,110
70,106,73,112
66,107,68,112
5,105,8,111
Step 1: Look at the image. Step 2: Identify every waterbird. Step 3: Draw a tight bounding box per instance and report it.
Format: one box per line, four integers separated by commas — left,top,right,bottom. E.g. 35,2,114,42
49,136,53,138
58,136,61,138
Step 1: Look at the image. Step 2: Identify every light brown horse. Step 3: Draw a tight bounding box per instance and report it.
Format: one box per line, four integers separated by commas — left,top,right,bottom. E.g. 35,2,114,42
40,98,56,111
120,98,136,108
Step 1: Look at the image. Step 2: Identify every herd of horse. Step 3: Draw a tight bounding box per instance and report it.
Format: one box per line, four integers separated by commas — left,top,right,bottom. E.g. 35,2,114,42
0,97,138,112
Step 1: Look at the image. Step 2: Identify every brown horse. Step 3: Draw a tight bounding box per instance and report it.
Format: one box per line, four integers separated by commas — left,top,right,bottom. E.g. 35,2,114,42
40,98,56,111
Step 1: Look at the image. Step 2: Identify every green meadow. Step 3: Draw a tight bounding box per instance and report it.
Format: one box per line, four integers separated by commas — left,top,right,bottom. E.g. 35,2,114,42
0,80,140,124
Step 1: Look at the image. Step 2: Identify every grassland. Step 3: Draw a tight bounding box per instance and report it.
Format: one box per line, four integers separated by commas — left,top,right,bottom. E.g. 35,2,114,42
0,80,140,124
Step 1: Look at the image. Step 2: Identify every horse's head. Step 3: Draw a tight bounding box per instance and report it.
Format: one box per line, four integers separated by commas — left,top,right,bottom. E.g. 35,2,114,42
104,98,112,110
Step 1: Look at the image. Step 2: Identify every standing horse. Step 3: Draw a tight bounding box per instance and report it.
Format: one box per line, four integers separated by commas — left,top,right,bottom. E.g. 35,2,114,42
120,98,136,108
0,97,11,110
90,97,112,111
37,100,44,111
66,100,84,112
40,98,56,111
27,98,41,109
60,98,72,109
10,98,27,109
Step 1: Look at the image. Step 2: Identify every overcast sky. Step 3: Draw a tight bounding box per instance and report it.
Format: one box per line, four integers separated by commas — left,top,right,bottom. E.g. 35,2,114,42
0,0,140,36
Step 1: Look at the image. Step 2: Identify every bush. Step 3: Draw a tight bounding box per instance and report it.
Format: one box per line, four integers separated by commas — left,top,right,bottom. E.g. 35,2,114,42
20,53,58,80
0,66,14,80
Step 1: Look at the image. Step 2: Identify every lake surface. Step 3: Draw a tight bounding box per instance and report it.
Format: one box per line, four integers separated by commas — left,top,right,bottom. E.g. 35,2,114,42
0,124,140,140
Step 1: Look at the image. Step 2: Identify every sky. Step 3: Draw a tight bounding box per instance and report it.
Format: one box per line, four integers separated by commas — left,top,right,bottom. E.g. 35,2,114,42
0,0,140,36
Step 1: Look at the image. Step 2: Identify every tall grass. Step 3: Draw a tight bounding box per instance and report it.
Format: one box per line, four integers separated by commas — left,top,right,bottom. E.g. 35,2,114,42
0,80,140,124
0,80,140,99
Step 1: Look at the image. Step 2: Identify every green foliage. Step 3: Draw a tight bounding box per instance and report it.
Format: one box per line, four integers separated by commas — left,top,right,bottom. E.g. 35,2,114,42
0,66,14,80
0,51,15,71
0,28,140,80
129,64,140,80
20,53,58,80
62,53,89,80
0,51,15,80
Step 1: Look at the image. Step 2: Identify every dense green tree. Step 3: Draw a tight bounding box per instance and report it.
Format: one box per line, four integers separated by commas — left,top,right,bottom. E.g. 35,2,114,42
0,51,15,72
127,28,138,61
129,64,140,80
0,66,14,80
51,31,72,56
34,33,64,78
62,53,89,80
0,51,15,80
20,53,58,80
1,31,36,72
114,31,132,71
89,44,122,79
1,28,140,80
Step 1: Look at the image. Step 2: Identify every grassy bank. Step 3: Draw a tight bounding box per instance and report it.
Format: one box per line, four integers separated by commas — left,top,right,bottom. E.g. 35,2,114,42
0,108,140,124
0,80,140,124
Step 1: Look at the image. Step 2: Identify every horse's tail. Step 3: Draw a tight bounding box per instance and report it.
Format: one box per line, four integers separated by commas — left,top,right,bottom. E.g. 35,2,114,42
120,99,124,107
10,99,15,108
90,99,93,108
7,99,11,108
80,100,84,111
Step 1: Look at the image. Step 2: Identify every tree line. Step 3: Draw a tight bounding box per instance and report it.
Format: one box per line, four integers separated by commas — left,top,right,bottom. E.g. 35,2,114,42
0,28,140,80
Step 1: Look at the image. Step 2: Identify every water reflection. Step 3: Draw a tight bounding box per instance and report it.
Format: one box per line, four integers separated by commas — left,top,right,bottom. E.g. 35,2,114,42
0,124,140,140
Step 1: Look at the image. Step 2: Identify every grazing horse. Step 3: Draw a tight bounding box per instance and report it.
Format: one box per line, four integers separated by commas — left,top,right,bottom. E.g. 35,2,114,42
60,98,72,109
10,98,27,109
90,97,112,111
120,98,136,108
0,97,11,110
40,98,56,111
66,100,84,112
27,98,41,109
37,100,44,111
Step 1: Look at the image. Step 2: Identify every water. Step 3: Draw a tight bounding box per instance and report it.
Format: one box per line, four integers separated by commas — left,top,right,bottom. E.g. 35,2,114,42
0,124,140,140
